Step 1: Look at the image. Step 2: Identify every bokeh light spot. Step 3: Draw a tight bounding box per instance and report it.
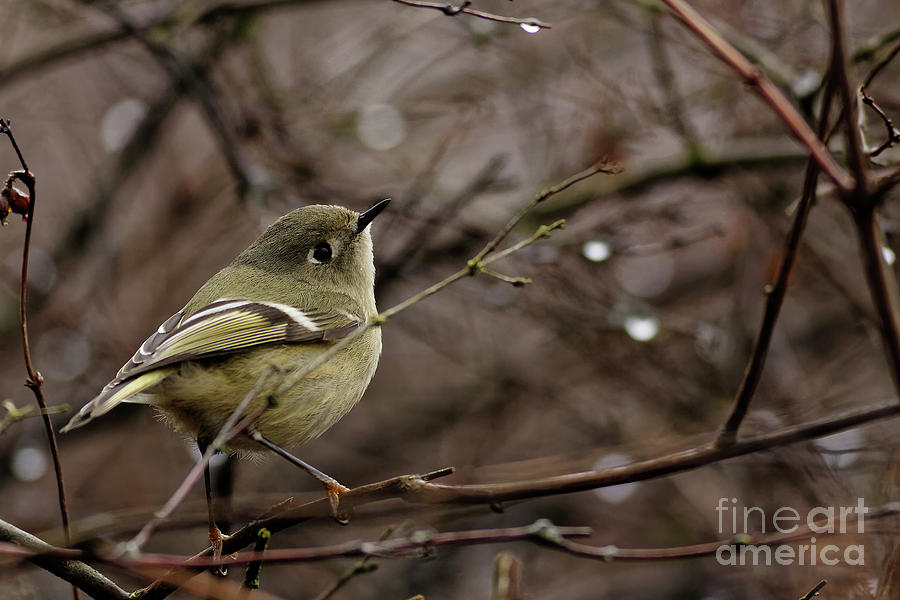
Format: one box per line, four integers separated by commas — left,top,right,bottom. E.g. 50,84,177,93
11,446,48,482
101,98,147,152
624,314,659,342
593,453,640,503
582,240,611,263
357,103,407,151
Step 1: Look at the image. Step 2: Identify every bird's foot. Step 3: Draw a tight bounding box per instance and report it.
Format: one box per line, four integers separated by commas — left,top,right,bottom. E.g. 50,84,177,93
324,479,351,524
209,524,231,577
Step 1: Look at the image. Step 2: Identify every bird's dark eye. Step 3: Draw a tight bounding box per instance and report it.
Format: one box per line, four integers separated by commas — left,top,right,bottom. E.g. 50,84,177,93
312,242,333,263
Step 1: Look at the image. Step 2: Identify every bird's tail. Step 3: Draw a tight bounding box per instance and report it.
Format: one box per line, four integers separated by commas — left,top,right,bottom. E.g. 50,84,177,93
60,369,172,433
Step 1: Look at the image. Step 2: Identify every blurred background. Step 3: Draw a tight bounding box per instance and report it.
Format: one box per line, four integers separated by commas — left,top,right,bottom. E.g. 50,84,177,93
0,0,899,598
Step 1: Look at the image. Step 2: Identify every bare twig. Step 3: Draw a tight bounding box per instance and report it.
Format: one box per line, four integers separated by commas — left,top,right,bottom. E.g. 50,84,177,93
851,207,900,391
715,72,837,446
860,85,900,157
1,119,78,600
800,580,827,600
661,0,854,194
472,163,620,265
825,0,867,194
853,26,900,64
861,38,900,88
535,145,810,218
647,13,699,150
0,400,68,434
390,0,551,30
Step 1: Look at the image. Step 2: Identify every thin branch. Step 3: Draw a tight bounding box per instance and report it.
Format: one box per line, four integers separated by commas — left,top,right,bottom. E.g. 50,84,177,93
472,163,620,265
648,12,699,150
715,71,837,446
862,38,900,88
851,207,900,392
800,580,828,600
535,145,810,218
390,0,551,30
660,0,854,194
0,399,68,434
854,25,900,65
825,0,867,195
860,85,900,157
376,152,510,290
1,119,78,600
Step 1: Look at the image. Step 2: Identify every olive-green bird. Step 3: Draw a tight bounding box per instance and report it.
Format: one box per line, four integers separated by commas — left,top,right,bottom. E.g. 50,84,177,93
62,199,389,547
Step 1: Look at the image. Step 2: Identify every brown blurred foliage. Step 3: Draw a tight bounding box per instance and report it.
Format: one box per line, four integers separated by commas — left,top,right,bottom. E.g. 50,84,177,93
0,0,899,598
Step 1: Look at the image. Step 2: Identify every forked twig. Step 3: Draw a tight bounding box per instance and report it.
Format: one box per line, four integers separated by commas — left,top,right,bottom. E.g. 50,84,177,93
661,0,854,194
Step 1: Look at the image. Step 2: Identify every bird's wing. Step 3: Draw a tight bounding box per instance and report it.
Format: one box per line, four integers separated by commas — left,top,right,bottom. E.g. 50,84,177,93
60,299,359,432
115,298,359,381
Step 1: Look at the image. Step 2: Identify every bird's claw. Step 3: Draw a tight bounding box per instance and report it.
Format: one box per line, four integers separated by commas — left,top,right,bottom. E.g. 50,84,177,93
325,480,351,524
209,524,231,577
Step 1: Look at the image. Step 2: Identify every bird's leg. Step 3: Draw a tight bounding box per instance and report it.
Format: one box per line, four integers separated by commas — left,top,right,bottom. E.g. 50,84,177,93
249,430,351,522
197,438,229,576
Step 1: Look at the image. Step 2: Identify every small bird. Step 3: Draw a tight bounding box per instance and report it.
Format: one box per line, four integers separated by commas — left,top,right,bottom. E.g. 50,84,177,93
62,200,388,549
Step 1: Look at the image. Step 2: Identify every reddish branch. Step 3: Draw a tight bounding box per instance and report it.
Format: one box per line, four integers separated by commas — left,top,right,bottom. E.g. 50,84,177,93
661,0,854,194
0,120,77,600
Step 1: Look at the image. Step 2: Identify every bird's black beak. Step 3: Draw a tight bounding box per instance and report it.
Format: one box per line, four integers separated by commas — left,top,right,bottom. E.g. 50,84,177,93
356,198,390,233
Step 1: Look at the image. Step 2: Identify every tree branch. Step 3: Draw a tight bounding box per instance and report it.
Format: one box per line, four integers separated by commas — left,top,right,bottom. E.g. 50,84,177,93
0,518,129,600
715,70,838,446
661,0,854,194
134,398,900,598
